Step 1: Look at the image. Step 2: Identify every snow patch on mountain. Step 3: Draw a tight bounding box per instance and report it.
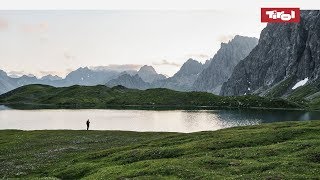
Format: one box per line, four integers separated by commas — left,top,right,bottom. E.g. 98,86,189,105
292,78,308,90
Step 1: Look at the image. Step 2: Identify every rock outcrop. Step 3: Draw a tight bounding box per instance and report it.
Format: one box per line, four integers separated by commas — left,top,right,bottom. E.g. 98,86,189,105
193,35,258,94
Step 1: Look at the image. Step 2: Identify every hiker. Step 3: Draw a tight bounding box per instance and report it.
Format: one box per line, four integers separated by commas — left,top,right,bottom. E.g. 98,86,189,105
86,119,90,130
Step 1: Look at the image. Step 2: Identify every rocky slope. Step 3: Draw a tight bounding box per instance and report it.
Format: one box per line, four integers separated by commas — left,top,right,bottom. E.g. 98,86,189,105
193,35,258,94
221,10,320,99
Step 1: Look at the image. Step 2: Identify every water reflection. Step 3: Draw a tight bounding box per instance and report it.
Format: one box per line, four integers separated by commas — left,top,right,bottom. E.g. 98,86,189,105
0,107,319,132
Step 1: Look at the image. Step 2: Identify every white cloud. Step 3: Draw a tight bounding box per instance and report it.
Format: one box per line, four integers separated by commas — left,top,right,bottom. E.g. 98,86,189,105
152,59,180,67
217,34,235,43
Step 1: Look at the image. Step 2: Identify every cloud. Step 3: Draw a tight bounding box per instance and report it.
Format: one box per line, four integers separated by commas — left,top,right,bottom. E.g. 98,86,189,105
21,22,48,33
217,34,235,43
0,17,8,31
7,70,27,78
91,64,142,72
152,59,180,67
186,54,210,60
39,71,61,77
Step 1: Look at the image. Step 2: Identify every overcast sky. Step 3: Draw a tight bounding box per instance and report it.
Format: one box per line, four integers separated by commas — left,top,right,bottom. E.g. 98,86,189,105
0,10,266,77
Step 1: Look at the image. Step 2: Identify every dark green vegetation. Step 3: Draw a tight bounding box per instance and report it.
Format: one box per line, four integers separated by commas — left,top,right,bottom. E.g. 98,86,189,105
261,77,320,110
0,84,299,109
288,82,320,109
265,76,296,98
1,120,320,179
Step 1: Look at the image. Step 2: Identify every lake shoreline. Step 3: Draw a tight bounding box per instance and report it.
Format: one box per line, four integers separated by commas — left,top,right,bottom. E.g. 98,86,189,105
2,119,320,133
0,103,315,111
2,107,320,132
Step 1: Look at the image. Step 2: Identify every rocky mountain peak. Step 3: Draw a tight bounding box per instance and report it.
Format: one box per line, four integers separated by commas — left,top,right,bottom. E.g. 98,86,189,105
192,35,258,94
106,73,150,90
174,58,203,77
41,75,62,81
137,65,165,83
220,10,320,97
0,69,7,77
138,65,157,74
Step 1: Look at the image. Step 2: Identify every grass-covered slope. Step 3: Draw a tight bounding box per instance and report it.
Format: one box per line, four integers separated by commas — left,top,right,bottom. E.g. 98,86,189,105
0,84,299,109
265,76,296,98
285,80,320,109
1,121,320,179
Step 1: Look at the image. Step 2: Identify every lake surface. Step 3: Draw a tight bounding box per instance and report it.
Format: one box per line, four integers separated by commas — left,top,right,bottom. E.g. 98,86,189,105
1,106,320,132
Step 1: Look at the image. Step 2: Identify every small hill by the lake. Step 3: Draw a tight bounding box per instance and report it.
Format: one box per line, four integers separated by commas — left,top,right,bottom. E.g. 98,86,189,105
0,84,300,109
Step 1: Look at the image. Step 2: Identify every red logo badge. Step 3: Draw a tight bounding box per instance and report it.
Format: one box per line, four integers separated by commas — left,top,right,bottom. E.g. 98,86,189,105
261,8,300,23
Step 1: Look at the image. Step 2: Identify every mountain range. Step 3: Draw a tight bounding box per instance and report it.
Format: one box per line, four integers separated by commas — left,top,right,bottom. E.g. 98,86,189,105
104,35,258,92
1,10,319,105
0,65,168,94
0,35,257,94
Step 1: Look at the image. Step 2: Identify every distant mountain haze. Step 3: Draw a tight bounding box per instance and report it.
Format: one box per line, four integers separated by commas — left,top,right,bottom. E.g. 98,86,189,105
41,75,63,81
0,34,259,94
0,65,166,94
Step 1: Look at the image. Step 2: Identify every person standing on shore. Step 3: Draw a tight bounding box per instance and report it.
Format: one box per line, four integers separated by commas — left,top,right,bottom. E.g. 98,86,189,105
86,119,90,130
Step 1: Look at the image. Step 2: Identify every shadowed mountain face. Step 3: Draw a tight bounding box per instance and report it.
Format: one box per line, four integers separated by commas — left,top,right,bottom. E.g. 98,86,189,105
0,70,16,94
193,35,258,94
106,74,150,90
152,59,204,91
220,11,320,99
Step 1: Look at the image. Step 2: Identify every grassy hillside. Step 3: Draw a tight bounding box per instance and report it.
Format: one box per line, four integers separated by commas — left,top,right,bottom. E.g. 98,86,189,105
0,84,300,109
286,81,320,109
265,76,296,98
263,77,320,110
1,121,320,179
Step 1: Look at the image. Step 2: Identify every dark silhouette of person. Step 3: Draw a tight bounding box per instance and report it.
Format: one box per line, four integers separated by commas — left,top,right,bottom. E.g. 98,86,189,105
86,119,90,130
